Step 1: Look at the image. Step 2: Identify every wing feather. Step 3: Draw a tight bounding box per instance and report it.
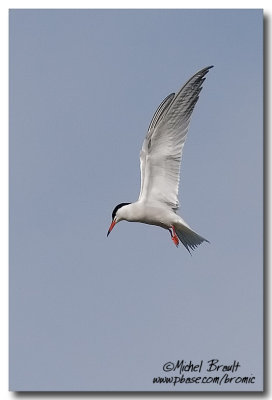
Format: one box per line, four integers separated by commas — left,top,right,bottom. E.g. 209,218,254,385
139,92,175,200
138,66,213,210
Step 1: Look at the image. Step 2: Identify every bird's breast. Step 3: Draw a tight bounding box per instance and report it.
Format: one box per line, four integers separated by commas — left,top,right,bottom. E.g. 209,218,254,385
124,202,176,229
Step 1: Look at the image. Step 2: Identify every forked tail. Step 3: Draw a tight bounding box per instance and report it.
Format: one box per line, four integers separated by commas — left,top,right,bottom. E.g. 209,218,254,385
175,224,209,254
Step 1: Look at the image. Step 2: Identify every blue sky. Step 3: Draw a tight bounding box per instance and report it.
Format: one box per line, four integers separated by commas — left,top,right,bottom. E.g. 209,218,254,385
9,9,263,391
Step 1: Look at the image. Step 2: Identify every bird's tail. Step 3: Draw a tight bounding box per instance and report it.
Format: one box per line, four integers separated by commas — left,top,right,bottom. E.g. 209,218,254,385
175,223,209,254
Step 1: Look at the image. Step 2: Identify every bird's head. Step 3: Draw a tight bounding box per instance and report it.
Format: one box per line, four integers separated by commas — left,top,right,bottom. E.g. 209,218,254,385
107,203,131,237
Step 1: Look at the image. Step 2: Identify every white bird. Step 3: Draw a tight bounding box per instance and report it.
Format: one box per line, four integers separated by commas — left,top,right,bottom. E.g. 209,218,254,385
107,66,213,253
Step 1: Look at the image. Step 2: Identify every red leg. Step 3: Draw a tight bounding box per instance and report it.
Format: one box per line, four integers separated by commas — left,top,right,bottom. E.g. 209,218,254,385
169,226,179,247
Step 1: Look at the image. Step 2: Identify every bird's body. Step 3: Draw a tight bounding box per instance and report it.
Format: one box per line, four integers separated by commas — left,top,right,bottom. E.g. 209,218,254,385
115,202,179,228
107,66,213,253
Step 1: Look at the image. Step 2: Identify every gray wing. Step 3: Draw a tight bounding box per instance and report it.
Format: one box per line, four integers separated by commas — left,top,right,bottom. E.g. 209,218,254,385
138,66,213,210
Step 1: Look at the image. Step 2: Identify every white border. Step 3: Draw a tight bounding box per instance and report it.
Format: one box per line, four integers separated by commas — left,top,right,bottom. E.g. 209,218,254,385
1,2,269,399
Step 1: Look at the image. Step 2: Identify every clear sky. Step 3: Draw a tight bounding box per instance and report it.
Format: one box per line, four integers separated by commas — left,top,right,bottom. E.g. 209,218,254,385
9,9,263,391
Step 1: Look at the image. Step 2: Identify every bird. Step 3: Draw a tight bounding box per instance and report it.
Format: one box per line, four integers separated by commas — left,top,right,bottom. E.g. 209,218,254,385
107,66,213,254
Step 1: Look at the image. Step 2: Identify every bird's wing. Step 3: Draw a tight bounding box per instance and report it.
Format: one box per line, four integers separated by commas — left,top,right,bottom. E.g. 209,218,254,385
138,66,213,210
138,92,175,201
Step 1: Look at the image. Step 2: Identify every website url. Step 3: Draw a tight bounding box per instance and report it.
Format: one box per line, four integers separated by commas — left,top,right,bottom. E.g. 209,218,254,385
153,373,255,386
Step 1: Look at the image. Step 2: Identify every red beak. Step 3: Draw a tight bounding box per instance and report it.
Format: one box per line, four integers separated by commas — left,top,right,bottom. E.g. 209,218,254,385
107,220,116,237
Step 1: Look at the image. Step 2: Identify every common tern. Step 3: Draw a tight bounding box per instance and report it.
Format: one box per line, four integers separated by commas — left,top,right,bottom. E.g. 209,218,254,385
107,66,213,253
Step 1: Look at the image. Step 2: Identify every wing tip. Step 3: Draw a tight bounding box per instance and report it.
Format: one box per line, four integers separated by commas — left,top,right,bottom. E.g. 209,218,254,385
206,65,214,72
198,65,214,75
205,65,214,70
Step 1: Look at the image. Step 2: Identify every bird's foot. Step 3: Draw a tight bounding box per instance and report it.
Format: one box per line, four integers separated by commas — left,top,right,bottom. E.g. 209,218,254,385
172,235,179,247
168,226,179,247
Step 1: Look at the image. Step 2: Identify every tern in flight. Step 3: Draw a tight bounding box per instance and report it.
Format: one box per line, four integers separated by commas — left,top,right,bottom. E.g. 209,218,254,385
107,66,213,253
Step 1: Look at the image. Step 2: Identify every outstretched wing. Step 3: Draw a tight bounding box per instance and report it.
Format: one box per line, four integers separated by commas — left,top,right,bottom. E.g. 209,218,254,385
138,92,175,201
138,66,213,210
